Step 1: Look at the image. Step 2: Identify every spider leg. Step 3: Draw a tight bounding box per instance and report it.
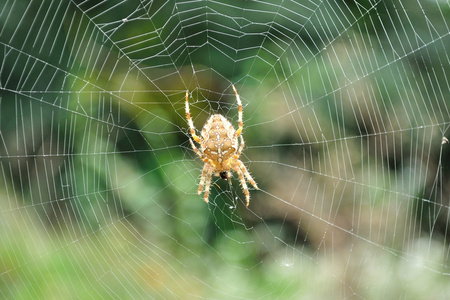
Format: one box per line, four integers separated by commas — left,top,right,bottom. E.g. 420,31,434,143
235,135,245,158
197,164,207,194
197,164,213,203
185,90,201,144
236,160,258,190
232,164,251,206
202,167,213,204
189,138,205,161
189,138,218,167
232,85,243,138
190,140,215,204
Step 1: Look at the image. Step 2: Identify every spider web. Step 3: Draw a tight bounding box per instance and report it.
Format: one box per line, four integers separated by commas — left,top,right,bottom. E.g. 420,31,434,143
1,0,450,298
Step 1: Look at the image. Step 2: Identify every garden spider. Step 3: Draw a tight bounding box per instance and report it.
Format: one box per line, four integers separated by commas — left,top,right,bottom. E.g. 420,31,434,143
185,85,258,206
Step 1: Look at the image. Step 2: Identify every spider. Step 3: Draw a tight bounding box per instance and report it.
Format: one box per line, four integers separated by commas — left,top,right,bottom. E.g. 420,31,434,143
185,85,258,206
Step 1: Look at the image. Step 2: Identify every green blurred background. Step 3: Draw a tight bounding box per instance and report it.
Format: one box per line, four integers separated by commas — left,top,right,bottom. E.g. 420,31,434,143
1,0,450,299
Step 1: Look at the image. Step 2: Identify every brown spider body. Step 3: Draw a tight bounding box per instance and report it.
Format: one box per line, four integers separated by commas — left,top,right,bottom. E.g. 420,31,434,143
200,114,237,171
185,85,258,206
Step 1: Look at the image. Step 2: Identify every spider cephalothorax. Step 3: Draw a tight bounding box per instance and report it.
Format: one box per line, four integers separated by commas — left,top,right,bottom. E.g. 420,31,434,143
219,171,230,180
185,85,258,206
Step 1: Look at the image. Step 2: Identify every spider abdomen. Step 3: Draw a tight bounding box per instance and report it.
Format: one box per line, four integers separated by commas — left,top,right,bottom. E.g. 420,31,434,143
201,114,237,165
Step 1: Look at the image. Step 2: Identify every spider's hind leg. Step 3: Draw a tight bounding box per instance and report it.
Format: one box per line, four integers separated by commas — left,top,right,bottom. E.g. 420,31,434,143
235,135,245,158
189,138,205,161
185,90,201,143
232,85,243,138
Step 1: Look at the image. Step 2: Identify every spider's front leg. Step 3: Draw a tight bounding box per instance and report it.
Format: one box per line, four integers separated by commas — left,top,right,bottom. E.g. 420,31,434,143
233,160,259,207
238,160,258,190
233,165,251,206
198,163,213,203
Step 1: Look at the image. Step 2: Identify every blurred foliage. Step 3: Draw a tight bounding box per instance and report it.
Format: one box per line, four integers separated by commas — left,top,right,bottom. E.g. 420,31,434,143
1,0,450,299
